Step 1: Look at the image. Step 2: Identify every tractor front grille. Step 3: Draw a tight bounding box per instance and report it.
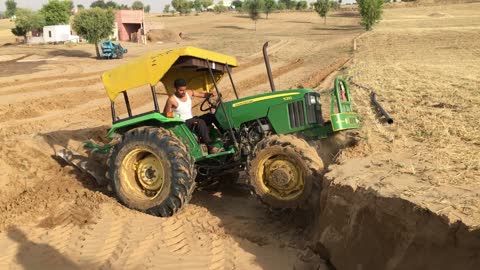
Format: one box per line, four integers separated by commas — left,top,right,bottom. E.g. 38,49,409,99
288,101,305,128
304,92,323,125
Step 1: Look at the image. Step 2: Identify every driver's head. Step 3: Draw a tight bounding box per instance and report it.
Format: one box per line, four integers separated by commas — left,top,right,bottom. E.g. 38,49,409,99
174,78,187,98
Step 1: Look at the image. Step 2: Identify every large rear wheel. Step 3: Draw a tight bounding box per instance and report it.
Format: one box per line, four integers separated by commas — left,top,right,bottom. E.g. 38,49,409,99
108,127,195,217
248,135,323,209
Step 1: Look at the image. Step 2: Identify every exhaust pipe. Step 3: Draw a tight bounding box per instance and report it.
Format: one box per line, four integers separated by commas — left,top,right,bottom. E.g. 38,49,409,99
263,42,276,92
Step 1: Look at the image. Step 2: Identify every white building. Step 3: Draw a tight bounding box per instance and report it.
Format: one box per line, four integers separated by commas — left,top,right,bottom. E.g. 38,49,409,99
43,25,80,43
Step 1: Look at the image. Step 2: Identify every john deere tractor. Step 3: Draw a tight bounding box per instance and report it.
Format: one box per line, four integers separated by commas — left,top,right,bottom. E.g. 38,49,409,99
97,44,360,217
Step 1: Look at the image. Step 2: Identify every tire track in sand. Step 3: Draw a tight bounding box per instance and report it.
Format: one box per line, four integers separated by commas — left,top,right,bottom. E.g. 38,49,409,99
0,200,241,270
0,71,103,89
0,76,101,96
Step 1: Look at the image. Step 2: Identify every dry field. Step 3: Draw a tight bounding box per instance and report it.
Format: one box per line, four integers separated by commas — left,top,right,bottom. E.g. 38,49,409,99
334,2,480,228
0,3,478,269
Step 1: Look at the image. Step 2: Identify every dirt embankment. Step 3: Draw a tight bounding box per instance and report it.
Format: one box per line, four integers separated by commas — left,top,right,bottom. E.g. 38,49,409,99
314,161,480,270
307,3,480,269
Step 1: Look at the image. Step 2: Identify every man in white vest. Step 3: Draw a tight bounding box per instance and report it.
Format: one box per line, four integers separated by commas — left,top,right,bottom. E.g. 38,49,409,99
163,79,222,154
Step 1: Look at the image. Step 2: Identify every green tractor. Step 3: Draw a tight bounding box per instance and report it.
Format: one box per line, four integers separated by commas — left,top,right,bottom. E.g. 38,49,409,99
95,44,360,217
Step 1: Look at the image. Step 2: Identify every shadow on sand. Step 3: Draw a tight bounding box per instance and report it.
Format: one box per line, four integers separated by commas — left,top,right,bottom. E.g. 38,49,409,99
215,25,247,30
7,226,81,270
330,12,360,18
312,25,364,31
0,54,46,77
287,20,314,24
46,49,93,58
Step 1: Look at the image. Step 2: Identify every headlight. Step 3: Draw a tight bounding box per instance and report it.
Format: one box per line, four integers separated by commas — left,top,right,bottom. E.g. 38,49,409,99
309,95,317,105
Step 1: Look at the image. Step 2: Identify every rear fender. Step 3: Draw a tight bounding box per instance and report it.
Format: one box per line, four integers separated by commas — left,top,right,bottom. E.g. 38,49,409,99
106,112,184,138
106,113,205,159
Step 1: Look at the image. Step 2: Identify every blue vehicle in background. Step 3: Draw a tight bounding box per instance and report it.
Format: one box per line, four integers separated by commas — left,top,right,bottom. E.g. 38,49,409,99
100,41,127,59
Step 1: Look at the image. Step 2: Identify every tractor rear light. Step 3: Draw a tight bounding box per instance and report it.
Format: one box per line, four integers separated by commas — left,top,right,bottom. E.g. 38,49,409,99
166,112,174,118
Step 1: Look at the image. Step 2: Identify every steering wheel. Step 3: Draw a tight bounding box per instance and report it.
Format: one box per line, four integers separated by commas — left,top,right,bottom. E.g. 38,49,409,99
200,94,220,112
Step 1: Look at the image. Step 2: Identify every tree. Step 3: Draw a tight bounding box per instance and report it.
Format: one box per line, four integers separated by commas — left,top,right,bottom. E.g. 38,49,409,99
171,0,190,15
41,0,71,25
276,1,286,10
232,0,242,9
67,0,74,11
290,0,298,9
330,0,340,9
244,0,264,31
91,0,107,8
201,0,213,9
132,1,144,10
6,0,17,18
192,0,203,11
279,0,295,9
164,4,171,13
145,5,151,13
296,0,308,10
119,4,129,9
214,1,228,13
357,0,383,31
77,4,85,9
72,8,115,58
11,8,46,41
314,0,330,24
264,0,274,19
105,1,119,9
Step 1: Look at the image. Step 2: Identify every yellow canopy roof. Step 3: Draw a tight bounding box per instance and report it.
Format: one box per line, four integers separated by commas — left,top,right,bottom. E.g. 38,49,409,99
101,46,237,101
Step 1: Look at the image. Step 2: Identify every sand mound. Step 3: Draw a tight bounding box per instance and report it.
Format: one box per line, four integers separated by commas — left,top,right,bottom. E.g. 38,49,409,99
147,29,181,43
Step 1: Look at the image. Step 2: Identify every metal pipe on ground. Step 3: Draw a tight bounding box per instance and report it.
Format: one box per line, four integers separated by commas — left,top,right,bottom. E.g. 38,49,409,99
348,78,394,124
371,92,394,124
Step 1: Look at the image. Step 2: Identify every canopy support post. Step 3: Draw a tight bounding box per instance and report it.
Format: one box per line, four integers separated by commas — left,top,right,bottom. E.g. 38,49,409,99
151,85,160,112
207,60,238,149
225,63,239,100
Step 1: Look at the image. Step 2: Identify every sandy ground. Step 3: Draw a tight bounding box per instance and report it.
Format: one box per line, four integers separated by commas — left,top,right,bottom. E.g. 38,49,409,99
0,11,361,269
0,3,479,269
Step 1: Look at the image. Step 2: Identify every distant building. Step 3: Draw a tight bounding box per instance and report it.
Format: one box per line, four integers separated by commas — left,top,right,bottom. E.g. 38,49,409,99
26,25,79,44
115,10,145,42
43,25,79,43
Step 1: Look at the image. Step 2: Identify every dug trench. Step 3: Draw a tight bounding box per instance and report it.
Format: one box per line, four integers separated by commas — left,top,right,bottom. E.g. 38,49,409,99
305,153,480,270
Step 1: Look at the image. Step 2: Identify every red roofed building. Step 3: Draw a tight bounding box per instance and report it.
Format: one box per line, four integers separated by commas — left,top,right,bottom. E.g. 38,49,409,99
116,10,145,42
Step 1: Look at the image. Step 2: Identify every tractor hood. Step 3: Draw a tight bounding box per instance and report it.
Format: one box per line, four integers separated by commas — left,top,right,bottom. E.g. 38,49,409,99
101,46,237,101
217,89,313,130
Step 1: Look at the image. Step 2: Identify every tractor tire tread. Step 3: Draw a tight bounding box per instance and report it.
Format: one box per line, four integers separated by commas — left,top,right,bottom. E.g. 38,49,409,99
247,134,323,209
108,127,195,217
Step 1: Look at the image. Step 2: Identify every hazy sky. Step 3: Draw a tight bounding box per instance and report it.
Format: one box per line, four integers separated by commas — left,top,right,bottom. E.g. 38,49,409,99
0,0,172,13
0,0,356,13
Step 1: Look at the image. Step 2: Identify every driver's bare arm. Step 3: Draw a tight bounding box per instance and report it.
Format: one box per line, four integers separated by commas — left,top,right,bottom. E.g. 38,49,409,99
163,97,175,115
189,89,214,98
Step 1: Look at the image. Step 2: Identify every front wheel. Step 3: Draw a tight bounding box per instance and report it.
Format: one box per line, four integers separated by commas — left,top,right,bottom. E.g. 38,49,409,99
248,135,323,209
108,127,196,217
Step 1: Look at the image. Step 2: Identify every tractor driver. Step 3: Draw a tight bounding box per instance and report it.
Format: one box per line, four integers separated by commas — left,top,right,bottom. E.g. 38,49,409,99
163,78,222,154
